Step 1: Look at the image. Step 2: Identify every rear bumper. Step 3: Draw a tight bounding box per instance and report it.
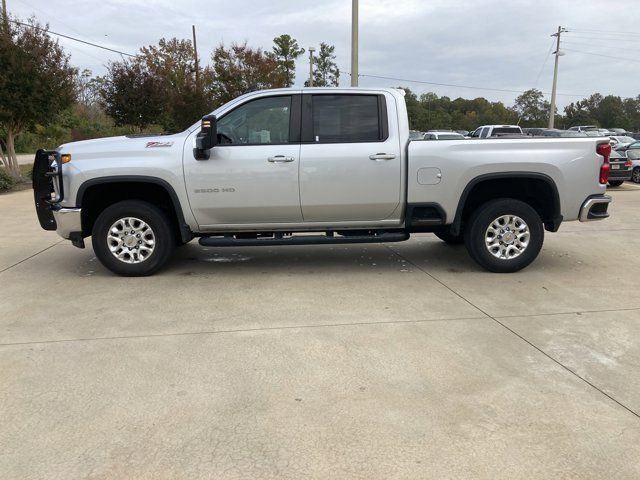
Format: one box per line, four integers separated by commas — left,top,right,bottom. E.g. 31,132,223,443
579,195,612,222
608,169,632,181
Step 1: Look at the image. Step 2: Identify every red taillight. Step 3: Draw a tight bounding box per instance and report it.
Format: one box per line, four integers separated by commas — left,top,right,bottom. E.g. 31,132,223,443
597,143,611,184
625,159,633,167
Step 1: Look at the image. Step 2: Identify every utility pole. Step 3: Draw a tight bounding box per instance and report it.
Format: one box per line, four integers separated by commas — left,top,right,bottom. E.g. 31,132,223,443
548,26,567,129
308,47,315,87
350,0,358,86
192,25,200,88
2,0,8,33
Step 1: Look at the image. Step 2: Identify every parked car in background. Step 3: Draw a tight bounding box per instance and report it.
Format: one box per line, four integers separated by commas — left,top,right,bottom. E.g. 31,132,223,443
568,125,599,133
523,127,546,136
613,139,638,152
455,130,469,136
469,125,523,138
625,142,640,183
609,135,636,148
424,131,466,140
539,129,587,137
409,130,424,141
607,128,627,135
607,150,633,187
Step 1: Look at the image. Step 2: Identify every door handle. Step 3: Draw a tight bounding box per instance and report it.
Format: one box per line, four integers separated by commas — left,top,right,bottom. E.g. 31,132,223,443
369,153,396,161
268,155,295,163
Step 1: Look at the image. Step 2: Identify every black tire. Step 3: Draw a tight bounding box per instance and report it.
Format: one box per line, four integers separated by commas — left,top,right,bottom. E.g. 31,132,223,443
608,180,624,187
632,167,640,184
433,227,464,244
464,198,544,273
91,200,175,276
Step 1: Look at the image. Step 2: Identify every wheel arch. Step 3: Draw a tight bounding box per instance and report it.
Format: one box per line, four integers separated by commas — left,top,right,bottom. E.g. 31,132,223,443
451,172,562,235
76,176,193,243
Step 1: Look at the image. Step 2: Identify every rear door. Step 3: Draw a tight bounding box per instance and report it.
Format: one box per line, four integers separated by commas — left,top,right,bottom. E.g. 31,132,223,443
298,93,401,222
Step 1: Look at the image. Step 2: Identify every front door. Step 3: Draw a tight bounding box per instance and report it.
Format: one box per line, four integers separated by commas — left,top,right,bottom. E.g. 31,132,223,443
184,94,302,228
299,93,402,222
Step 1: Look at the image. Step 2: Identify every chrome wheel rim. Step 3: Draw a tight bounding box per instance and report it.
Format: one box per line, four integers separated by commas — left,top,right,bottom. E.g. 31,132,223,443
107,217,156,264
485,215,530,260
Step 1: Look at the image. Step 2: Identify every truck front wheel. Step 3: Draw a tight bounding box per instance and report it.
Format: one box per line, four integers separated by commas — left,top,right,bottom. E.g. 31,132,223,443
91,200,175,276
464,198,544,273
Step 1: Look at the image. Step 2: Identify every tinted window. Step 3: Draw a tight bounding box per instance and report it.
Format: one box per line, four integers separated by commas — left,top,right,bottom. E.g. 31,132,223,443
217,96,291,145
480,127,489,138
438,134,465,140
312,95,381,143
491,127,522,135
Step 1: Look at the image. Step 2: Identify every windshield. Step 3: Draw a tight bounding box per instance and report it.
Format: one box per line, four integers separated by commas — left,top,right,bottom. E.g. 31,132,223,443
614,136,635,143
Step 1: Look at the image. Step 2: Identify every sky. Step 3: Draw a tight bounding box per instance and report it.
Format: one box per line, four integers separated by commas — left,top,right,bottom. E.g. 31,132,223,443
9,0,640,109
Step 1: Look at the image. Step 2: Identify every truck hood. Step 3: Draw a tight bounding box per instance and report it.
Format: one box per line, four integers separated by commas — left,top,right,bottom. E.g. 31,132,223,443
58,132,188,160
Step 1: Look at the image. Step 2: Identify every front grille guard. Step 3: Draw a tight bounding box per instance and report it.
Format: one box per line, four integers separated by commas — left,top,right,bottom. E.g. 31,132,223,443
33,149,63,204
32,149,63,231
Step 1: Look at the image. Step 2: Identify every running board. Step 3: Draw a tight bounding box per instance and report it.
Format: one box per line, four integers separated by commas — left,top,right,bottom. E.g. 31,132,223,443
199,232,409,247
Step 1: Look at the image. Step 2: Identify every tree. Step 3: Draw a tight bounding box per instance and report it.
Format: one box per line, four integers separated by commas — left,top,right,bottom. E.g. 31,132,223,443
101,38,212,132
305,42,339,87
139,38,212,130
0,17,76,179
272,34,304,87
76,69,102,107
100,59,164,130
513,88,550,126
209,42,286,106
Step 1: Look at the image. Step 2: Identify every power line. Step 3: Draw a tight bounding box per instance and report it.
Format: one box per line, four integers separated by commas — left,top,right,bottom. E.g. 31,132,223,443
533,38,555,88
561,48,640,64
563,34,640,44
561,41,639,53
13,0,103,45
8,19,136,57
356,73,588,97
568,28,640,38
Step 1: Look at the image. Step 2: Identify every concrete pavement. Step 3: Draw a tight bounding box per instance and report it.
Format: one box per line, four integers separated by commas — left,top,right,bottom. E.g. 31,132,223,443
1,186,639,479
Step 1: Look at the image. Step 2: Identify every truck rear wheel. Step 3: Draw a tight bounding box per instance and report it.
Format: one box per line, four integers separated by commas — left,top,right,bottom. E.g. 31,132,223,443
464,198,544,273
91,200,175,276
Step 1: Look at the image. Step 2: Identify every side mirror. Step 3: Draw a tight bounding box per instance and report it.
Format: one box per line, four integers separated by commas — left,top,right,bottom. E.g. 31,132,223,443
194,115,217,160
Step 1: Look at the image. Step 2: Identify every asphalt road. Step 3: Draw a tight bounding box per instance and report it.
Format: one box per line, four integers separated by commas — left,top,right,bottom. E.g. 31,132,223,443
1,185,640,479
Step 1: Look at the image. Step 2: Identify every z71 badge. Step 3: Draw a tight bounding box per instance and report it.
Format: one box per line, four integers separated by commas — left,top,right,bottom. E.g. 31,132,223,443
145,141,174,148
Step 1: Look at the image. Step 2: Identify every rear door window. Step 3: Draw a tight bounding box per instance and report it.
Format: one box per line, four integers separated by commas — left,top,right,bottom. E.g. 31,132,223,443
311,94,384,143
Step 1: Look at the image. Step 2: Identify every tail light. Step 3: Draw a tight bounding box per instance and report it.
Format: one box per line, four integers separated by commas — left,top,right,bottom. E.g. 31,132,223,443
597,143,611,184
625,159,633,167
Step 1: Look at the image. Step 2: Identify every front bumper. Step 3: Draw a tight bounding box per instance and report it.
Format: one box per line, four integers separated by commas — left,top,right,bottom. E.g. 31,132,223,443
579,195,612,222
52,206,82,239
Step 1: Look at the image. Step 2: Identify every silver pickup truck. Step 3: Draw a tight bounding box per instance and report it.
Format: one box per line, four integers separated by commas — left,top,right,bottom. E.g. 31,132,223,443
33,88,612,276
